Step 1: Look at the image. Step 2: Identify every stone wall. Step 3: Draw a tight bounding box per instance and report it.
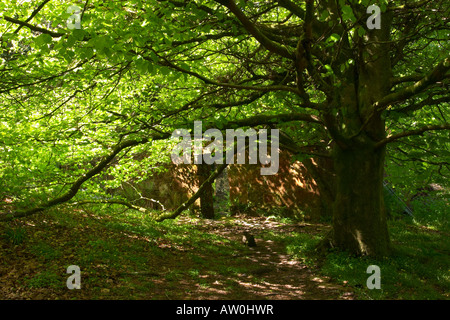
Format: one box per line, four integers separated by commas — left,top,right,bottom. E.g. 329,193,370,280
118,150,327,221
227,151,323,220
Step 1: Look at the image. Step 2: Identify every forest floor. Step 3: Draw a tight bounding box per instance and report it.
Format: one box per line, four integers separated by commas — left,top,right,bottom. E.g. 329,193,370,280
163,216,355,300
0,207,355,300
1,201,448,300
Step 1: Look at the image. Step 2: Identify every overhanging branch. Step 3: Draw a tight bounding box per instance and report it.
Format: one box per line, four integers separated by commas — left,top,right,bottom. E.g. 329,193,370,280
228,112,322,126
13,0,51,34
214,0,294,59
0,109,322,222
157,55,301,95
374,55,450,111
155,162,229,222
4,15,64,37
0,137,152,222
375,123,450,149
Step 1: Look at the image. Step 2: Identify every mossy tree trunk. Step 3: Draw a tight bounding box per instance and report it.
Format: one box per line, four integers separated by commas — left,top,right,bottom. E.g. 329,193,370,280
318,10,394,256
330,137,390,256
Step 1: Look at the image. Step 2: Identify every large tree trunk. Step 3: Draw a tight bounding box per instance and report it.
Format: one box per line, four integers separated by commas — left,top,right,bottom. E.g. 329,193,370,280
321,9,394,256
330,137,390,256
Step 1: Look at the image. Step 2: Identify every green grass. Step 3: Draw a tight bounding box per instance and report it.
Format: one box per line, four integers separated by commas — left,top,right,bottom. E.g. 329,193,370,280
23,270,62,289
261,230,321,266
30,241,62,261
409,193,449,232
315,222,449,300
3,226,27,245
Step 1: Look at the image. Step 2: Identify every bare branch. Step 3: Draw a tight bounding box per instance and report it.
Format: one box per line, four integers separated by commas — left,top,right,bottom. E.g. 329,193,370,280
71,200,151,213
155,162,229,222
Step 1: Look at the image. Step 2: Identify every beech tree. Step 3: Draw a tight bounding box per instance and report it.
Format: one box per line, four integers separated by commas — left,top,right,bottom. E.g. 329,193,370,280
0,0,448,256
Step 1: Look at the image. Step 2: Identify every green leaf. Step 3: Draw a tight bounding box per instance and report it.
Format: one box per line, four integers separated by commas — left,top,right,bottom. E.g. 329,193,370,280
80,47,94,60
34,34,53,47
324,65,333,73
65,35,76,48
72,29,86,41
342,5,355,22
135,57,152,74
149,51,159,63
319,10,329,22
159,66,171,75
94,36,107,51
357,26,366,37
2,33,18,41
329,33,340,42
360,0,370,6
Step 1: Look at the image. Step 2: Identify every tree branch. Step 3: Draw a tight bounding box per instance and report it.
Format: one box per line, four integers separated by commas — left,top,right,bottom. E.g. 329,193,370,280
374,55,450,111
214,0,294,59
228,112,322,127
155,162,229,222
13,0,51,34
0,137,154,222
0,59,91,94
375,124,450,149
395,96,450,114
157,55,302,95
71,199,154,214
4,15,64,37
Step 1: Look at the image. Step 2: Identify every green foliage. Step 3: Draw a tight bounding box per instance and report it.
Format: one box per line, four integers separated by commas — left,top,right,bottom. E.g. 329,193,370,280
3,226,27,245
30,241,62,261
0,0,447,218
409,193,449,232
23,270,61,289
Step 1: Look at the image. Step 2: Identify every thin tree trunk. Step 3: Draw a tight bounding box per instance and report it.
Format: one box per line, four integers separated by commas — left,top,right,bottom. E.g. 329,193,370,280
197,163,215,219
156,163,228,222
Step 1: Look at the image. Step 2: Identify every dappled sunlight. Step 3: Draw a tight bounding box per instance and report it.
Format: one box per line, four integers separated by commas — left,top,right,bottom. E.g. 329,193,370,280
2,201,447,300
165,216,354,300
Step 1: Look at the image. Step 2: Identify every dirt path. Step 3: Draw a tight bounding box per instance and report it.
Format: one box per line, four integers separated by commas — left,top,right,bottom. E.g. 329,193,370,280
174,216,355,300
